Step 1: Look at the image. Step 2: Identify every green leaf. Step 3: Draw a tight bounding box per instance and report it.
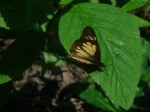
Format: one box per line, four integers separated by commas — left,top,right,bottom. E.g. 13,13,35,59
135,86,144,97
0,32,45,84
90,0,99,3
55,60,66,67
121,0,148,11
141,67,150,82
140,38,150,80
79,86,115,111
26,0,55,31
131,15,150,27
41,52,58,64
0,14,9,29
142,38,150,60
110,0,116,6
60,0,73,4
59,3,142,109
41,52,66,68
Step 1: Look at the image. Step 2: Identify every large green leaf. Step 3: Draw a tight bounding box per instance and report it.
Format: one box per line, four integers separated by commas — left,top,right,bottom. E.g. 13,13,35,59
59,3,142,109
0,32,45,84
79,86,115,111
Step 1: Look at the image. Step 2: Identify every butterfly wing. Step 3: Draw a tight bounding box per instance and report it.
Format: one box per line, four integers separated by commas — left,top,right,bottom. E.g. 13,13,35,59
68,26,101,66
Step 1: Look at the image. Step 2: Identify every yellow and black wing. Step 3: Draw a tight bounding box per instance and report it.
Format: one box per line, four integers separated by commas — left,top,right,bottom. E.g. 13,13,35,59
68,26,104,67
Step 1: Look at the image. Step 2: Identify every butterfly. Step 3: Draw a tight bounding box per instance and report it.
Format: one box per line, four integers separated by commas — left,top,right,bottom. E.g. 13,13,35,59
68,26,105,68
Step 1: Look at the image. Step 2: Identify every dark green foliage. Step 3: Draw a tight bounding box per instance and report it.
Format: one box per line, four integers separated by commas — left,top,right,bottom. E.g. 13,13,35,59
0,0,150,111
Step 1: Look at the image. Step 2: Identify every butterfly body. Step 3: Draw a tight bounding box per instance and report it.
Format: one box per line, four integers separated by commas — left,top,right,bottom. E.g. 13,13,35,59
68,26,104,68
